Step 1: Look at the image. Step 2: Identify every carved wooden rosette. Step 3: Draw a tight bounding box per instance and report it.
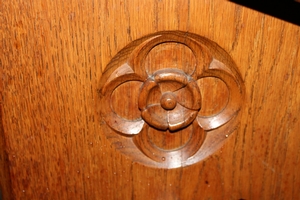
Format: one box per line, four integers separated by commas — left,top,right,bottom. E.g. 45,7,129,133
98,31,244,168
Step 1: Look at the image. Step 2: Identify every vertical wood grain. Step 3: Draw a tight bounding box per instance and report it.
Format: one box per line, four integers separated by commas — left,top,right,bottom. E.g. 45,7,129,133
1,0,300,199
0,106,12,199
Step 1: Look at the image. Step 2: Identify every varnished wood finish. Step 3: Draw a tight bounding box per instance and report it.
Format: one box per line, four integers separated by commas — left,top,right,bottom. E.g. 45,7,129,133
1,0,300,199
98,31,244,168
0,106,12,199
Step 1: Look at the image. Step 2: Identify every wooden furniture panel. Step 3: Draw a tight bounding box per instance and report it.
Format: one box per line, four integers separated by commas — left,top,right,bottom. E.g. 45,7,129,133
1,0,300,199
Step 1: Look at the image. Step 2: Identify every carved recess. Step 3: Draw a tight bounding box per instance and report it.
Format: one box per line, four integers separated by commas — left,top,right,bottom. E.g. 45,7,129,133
98,31,244,168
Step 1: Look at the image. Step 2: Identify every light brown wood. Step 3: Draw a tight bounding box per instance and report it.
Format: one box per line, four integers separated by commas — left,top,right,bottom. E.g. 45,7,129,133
1,0,300,199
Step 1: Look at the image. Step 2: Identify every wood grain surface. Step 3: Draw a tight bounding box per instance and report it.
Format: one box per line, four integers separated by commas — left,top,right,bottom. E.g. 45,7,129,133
1,0,300,199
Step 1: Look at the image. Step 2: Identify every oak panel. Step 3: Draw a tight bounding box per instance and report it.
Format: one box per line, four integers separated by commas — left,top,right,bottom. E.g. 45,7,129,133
1,0,300,199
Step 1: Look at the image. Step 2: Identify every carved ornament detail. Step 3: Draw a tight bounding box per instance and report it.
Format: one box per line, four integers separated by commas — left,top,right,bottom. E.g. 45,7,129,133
139,68,201,131
98,31,244,168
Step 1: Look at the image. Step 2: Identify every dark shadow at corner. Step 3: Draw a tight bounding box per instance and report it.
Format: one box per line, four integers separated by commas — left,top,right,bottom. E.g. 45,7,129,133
229,0,300,26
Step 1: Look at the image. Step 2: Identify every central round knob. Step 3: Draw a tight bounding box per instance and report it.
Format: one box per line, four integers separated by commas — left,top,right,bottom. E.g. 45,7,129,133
160,92,177,110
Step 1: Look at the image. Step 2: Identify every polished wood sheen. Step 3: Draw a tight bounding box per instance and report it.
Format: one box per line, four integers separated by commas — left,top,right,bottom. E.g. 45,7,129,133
1,0,300,199
98,31,244,168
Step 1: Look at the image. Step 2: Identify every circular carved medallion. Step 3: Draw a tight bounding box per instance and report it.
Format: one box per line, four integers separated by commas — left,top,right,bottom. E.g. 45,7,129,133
98,31,244,168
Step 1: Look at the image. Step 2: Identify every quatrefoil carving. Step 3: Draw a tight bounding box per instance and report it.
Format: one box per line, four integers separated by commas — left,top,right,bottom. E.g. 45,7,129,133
98,31,244,168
